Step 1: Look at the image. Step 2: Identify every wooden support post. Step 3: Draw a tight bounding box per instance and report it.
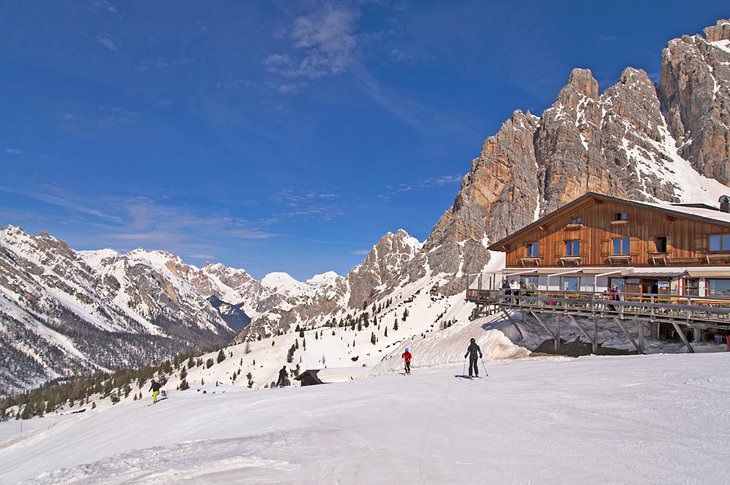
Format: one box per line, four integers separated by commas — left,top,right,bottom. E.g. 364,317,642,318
593,317,599,354
612,317,641,352
500,308,524,340
671,322,695,353
638,320,645,354
555,317,561,352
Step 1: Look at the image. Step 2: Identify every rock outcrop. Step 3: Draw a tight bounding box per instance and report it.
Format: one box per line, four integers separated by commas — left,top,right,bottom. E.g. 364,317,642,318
659,19,730,184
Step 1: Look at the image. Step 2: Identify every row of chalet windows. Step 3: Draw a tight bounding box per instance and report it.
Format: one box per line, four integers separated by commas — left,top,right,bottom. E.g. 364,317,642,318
523,234,730,259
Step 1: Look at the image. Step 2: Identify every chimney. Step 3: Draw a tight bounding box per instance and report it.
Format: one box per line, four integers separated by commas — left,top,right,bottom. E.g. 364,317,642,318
720,196,730,213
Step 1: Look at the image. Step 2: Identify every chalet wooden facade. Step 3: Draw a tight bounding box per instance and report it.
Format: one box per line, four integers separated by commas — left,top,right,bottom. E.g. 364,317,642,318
484,192,730,297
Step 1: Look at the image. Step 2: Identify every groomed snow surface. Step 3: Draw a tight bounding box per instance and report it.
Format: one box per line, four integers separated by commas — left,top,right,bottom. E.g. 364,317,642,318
2,352,730,484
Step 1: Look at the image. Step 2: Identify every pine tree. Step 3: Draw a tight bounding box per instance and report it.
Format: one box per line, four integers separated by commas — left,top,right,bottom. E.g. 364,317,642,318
206,358,214,369
370,332,376,345
217,349,226,363
402,308,409,321
393,318,399,331
384,326,388,337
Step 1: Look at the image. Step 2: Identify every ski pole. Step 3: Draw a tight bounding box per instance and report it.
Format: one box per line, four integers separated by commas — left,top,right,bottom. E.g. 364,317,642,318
480,357,489,377
463,358,467,376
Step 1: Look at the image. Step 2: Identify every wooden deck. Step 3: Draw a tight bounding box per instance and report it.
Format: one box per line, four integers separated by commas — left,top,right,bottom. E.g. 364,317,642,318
466,289,730,353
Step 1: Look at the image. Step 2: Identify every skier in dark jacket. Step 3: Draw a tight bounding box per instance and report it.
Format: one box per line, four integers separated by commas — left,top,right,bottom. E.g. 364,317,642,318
464,338,483,377
149,379,161,404
277,366,288,387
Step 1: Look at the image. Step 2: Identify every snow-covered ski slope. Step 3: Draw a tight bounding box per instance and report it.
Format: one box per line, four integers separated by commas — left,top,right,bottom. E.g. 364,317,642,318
2,353,730,484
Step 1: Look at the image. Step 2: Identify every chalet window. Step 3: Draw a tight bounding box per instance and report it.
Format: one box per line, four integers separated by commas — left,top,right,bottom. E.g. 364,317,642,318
570,216,582,224
526,242,539,257
565,240,580,256
612,238,630,255
609,278,625,292
654,236,668,253
614,212,628,221
562,277,579,291
707,279,730,296
684,278,699,296
708,234,730,252
522,276,539,290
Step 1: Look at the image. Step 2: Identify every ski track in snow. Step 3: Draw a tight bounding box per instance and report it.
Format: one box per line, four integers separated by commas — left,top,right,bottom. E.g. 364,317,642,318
2,353,730,484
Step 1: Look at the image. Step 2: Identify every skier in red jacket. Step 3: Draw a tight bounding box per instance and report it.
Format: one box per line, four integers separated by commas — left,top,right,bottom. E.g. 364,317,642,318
402,347,412,375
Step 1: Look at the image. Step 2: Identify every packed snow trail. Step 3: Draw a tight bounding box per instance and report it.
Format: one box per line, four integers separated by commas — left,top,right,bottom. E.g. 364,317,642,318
1,353,730,483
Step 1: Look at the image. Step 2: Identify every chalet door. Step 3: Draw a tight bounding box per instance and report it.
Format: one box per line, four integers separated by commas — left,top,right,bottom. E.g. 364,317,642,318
657,279,671,295
641,279,659,294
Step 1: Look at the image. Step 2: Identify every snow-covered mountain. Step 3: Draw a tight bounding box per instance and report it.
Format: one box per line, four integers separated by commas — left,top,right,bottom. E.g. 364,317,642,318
0,226,352,396
2,19,729,397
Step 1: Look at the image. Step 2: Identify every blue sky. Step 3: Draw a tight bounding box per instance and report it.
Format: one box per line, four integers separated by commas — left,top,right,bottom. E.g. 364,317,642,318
0,1,726,280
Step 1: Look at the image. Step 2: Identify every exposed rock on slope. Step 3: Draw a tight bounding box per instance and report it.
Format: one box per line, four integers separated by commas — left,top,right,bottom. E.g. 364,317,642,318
659,19,730,184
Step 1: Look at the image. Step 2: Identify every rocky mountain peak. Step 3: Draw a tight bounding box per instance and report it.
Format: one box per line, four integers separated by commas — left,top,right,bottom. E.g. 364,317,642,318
567,68,599,99
704,19,730,42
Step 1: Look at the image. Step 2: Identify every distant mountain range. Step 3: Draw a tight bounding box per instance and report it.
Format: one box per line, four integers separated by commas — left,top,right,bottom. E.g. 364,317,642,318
2,19,728,397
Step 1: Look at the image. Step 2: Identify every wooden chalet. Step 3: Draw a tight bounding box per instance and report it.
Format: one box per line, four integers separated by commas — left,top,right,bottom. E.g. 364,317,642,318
485,192,730,296
466,192,730,351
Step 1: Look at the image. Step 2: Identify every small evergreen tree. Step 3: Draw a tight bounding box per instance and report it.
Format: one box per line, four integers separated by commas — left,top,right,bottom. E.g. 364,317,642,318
217,349,226,364
206,358,214,369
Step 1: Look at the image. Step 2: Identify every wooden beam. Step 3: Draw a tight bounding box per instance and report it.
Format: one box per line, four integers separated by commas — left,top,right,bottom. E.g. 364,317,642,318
500,309,524,340
529,311,556,339
567,314,595,349
612,317,641,352
671,322,695,353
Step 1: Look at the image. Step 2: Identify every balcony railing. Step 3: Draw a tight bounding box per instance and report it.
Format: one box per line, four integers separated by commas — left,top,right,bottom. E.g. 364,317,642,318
466,288,730,326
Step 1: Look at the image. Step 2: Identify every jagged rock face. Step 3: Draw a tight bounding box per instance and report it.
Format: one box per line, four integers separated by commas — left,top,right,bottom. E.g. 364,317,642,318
347,230,423,310
423,110,539,294
418,20,730,298
535,68,605,212
659,19,730,184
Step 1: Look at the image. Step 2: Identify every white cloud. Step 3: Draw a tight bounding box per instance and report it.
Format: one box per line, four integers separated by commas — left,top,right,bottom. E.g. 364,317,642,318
418,174,463,188
4,148,24,155
96,33,118,51
265,5,359,79
93,0,119,16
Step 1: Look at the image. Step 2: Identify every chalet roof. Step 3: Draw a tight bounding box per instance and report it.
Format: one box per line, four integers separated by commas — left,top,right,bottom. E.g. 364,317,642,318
488,192,730,250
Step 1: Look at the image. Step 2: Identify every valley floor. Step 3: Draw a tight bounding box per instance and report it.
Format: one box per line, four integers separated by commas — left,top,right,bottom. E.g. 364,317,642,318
1,353,730,484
